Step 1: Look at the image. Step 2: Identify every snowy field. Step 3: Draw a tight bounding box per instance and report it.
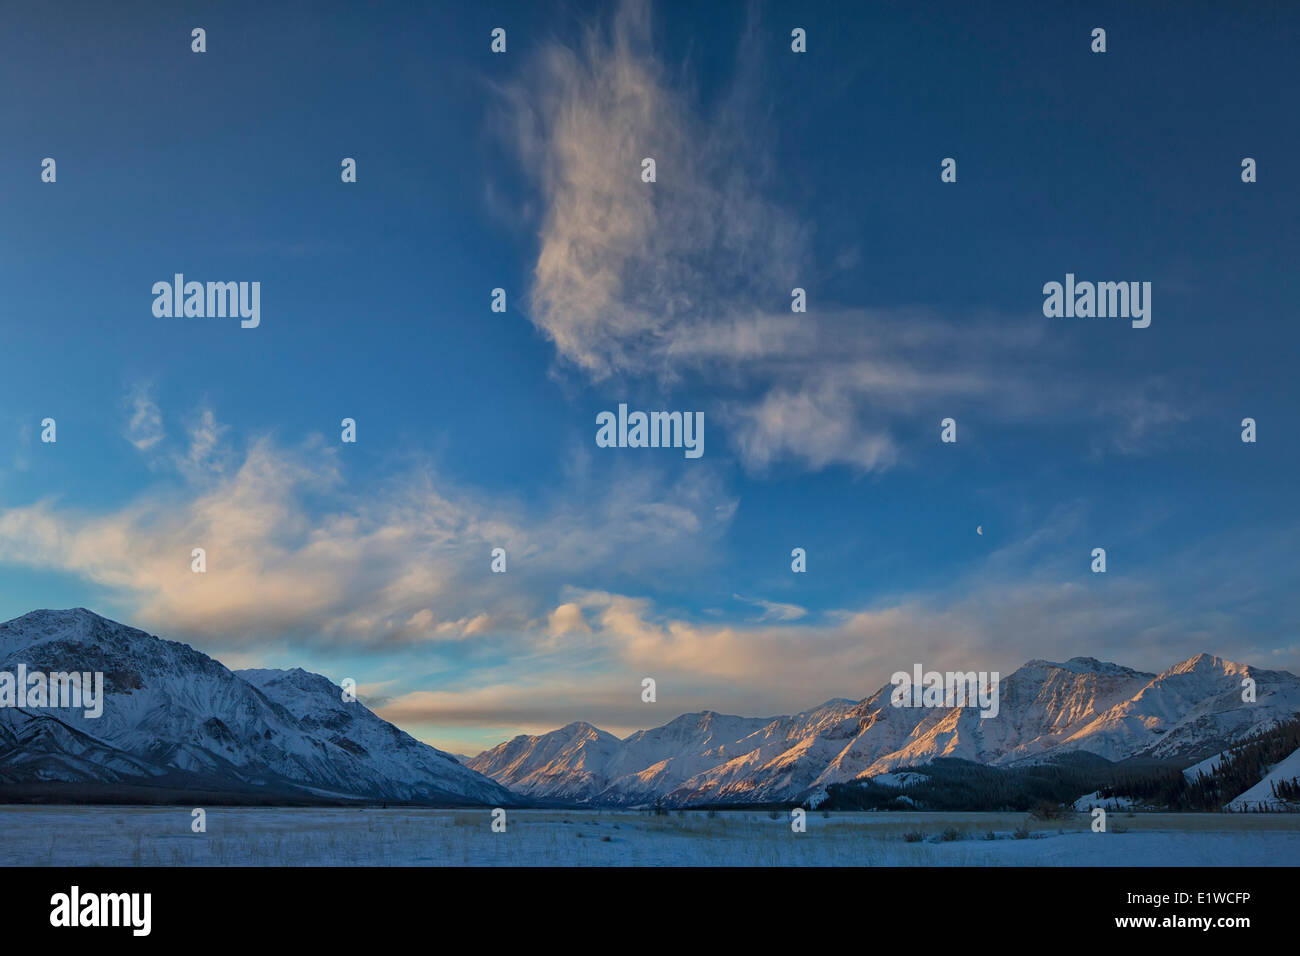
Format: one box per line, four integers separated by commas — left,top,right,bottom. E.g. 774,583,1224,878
1,806,1297,866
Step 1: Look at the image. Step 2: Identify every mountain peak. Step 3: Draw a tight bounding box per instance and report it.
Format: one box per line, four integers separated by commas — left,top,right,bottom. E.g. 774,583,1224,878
0,609,516,806
9,606,106,628
20,606,100,619
238,666,338,697
1165,652,1248,677
1063,656,1104,668
558,720,608,737
1017,656,1146,678
1,607,142,655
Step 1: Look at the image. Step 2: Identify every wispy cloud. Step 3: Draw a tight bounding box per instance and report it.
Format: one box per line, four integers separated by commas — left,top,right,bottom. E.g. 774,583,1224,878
379,512,1300,745
122,384,164,451
0,410,735,651
1091,383,1194,458
733,593,807,622
1,403,1290,747
500,0,805,382
497,0,1186,474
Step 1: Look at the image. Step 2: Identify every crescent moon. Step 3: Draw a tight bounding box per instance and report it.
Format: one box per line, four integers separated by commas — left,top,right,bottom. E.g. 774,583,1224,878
977,526,983,535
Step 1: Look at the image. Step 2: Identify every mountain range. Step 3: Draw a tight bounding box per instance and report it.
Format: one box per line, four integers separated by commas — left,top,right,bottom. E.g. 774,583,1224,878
2,608,1297,810
0,609,513,805
468,654,1300,807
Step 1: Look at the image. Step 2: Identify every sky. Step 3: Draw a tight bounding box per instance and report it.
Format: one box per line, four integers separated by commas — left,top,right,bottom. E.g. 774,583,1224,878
1,0,1297,755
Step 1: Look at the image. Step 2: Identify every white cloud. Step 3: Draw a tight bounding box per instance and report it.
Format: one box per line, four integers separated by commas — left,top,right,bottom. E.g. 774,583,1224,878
0,414,735,650
159,406,238,483
728,387,899,473
123,384,164,451
498,2,1192,474
499,3,1133,474
733,593,807,622
547,602,591,637
503,1,805,382
376,513,1300,744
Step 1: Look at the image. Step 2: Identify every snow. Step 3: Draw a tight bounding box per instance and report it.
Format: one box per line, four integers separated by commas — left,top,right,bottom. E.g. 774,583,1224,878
0,806,1295,866
6,609,1299,815
1072,791,1139,811
1183,751,1227,781
872,771,928,789
471,653,1300,806
0,609,512,805
1226,745,1300,811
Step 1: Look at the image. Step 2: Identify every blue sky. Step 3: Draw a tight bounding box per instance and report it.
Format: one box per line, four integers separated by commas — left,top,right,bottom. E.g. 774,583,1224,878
1,0,1297,754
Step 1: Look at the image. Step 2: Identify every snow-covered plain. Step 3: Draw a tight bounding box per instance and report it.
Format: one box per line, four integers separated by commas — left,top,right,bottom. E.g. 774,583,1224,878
1,807,1296,866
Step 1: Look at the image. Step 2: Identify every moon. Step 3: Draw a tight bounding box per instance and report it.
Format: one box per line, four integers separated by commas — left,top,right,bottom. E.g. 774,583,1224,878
977,525,983,535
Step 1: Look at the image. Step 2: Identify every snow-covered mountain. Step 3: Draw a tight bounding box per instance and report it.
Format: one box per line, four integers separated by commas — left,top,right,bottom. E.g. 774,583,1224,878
0,609,514,805
7,610,1292,809
468,721,623,803
470,654,1300,807
1226,746,1300,810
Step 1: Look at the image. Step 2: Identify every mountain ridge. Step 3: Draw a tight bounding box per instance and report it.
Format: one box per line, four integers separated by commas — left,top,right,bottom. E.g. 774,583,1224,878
4,608,1296,810
0,608,516,806
469,651,1300,807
